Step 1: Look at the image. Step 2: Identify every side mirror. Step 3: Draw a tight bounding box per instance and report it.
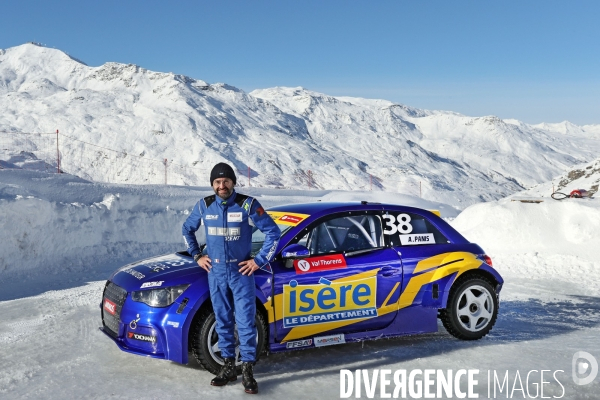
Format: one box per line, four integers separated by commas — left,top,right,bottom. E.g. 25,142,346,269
281,244,310,259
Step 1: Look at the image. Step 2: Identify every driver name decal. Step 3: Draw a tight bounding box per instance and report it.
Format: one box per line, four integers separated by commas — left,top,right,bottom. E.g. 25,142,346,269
399,233,435,245
282,276,377,328
293,254,347,274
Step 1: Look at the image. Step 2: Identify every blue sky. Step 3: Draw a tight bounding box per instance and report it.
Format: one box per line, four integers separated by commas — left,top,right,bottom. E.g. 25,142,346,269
2,1,599,124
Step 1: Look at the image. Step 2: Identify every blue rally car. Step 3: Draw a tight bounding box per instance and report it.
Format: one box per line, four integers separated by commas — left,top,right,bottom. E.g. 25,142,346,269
100,202,503,374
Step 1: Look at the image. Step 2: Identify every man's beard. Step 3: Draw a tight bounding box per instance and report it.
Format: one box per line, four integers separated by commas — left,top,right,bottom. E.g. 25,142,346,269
214,186,233,200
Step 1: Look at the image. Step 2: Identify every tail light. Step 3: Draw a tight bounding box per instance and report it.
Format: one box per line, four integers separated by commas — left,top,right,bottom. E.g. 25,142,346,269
482,254,493,267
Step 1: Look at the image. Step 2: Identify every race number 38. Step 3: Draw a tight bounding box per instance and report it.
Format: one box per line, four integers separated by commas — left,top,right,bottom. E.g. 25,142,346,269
383,213,413,234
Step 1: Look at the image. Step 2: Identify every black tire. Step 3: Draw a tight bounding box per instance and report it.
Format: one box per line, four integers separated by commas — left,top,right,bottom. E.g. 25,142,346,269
440,276,498,340
190,308,268,375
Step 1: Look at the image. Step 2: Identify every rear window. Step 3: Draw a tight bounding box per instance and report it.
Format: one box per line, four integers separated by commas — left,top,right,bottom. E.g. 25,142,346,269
382,211,449,247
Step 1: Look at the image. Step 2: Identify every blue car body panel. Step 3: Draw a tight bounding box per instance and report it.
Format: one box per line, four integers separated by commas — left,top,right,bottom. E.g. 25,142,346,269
100,202,503,362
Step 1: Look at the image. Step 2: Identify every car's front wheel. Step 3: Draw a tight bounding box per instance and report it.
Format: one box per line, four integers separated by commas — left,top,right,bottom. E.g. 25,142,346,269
440,276,498,340
190,308,268,374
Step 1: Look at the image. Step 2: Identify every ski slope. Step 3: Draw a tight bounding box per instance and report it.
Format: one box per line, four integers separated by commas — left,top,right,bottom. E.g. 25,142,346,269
1,169,599,398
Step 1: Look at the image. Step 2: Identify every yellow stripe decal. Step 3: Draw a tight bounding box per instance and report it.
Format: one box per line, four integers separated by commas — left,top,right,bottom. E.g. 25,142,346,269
382,282,400,307
398,252,480,309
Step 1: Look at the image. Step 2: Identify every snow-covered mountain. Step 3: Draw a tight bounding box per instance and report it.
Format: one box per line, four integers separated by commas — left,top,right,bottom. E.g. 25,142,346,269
2,43,599,208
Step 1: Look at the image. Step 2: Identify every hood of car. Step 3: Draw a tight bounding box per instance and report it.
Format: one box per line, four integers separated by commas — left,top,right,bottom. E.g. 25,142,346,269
110,252,202,292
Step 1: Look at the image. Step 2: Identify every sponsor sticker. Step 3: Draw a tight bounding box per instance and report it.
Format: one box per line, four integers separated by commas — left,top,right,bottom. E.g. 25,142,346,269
314,333,345,347
293,254,347,274
280,215,303,224
227,212,243,222
208,227,240,237
399,233,435,245
167,321,180,328
146,262,170,273
286,339,313,349
205,214,218,220
122,268,145,280
103,298,117,315
127,332,157,343
141,281,164,289
283,276,377,328
267,211,310,226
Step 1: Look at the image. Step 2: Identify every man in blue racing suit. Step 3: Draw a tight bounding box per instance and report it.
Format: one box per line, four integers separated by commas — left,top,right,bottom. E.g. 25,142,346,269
182,162,280,394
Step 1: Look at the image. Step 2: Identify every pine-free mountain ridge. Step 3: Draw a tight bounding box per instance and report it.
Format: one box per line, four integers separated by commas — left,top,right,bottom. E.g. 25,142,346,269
1,42,599,208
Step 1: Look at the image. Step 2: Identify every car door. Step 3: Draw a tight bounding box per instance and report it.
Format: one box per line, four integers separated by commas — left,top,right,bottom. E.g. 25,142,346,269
271,211,403,344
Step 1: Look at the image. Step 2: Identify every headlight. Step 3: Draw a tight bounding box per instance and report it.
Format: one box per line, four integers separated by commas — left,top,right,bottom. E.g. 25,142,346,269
131,284,189,307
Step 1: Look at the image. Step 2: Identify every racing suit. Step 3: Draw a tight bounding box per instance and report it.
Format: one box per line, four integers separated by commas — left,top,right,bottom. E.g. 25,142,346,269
182,190,280,362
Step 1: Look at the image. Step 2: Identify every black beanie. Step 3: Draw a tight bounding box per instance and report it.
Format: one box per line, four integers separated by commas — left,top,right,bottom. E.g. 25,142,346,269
210,162,237,185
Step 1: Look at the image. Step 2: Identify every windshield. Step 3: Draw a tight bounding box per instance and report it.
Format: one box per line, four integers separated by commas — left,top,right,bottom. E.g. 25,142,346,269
251,224,291,256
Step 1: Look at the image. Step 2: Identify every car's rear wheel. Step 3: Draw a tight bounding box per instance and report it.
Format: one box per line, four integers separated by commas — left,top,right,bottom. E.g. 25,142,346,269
190,308,268,374
440,276,498,340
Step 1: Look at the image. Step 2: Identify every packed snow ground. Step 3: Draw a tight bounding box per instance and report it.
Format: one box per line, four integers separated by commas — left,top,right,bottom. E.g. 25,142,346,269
1,169,599,399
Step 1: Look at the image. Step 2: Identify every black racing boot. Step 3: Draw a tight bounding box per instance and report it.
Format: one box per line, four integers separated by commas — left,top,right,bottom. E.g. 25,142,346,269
210,358,237,386
242,362,258,394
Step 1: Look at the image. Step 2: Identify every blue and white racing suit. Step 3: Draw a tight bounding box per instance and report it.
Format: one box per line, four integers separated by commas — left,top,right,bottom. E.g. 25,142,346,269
182,190,280,363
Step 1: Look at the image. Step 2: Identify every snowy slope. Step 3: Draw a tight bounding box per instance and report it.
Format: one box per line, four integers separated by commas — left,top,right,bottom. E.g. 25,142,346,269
2,43,600,210
1,169,600,398
252,87,597,201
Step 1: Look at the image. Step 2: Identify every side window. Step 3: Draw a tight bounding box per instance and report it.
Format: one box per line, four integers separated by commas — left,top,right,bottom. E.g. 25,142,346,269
295,214,383,256
382,212,449,247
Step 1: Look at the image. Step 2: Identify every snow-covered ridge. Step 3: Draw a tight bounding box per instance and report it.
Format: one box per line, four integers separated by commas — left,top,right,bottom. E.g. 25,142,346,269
2,43,600,209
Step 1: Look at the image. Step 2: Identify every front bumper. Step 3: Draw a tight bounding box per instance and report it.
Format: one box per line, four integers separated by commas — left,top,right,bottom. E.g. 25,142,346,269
100,281,188,362
99,326,166,359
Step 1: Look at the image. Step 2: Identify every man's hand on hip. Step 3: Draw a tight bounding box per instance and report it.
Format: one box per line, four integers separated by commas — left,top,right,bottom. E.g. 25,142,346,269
196,255,212,273
238,259,259,276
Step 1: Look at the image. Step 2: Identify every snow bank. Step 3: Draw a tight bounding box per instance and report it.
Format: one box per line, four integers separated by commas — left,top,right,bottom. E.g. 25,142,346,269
453,198,600,256
0,171,196,280
0,169,454,282
452,198,600,296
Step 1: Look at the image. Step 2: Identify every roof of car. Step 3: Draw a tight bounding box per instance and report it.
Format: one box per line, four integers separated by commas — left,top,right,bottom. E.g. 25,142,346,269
268,201,433,215
268,201,374,214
